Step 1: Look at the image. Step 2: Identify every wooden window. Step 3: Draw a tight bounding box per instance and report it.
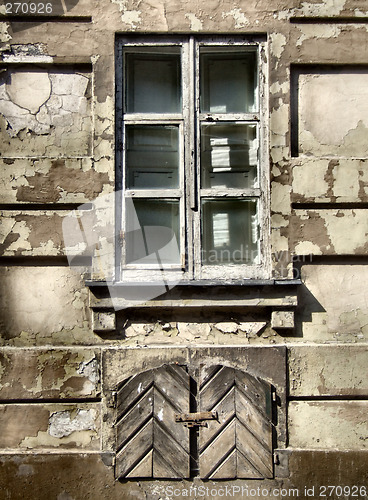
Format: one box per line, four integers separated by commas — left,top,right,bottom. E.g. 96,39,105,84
115,364,274,480
116,36,269,282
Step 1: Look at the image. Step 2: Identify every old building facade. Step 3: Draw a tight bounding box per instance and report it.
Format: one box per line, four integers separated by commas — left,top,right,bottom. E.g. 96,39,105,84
0,0,367,498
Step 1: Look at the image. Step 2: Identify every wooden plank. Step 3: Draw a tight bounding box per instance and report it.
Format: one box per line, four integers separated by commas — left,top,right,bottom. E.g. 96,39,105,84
236,419,273,478
91,293,298,309
116,388,154,448
154,365,189,412
199,386,235,451
236,370,271,417
236,450,265,479
153,421,190,478
199,364,222,389
153,388,189,453
199,420,236,478
235,389,272,450
116,420,153,478
126,449,153,478
200,366,235,410
210,449,237,480
116,370,153,419
153,449,184,479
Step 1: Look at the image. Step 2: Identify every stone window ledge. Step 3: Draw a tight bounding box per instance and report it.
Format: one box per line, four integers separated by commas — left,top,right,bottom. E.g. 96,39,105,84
86,279,301,333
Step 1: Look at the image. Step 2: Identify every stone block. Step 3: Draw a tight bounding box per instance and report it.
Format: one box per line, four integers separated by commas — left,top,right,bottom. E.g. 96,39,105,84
0,266,93,345
289,345,368,397
289,401,368,449
299,264,368,341
0,68,92,157
294,68,368,157
0,403,100,449
0,158,111,205
290,210,368,256
0,349,100,400
92,311,116,332
271,311,294,329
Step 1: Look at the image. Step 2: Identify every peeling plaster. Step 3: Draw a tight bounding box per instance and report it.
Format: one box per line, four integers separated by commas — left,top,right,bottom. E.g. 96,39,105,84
270,104,289,146
271,183,291,214
120,316,278,345
270,81,288,94
111,0,142,28
0,68,91,156
294,0,346,17
76,358,100,395
298,72,368,155
185,13,203,31
49,409,96,438
0,22,12,44
222,8,249,29
270,33,286,58
293,161,329,198
296,24,342,47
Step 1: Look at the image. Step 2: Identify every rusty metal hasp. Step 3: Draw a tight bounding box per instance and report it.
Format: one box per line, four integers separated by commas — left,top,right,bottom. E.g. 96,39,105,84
175,411,218,428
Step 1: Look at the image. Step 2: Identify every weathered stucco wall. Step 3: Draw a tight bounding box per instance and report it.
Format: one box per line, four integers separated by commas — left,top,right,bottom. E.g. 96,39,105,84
0,0,368,497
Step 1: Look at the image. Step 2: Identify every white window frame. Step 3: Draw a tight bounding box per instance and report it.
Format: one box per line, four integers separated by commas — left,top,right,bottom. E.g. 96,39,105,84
116,35,270,283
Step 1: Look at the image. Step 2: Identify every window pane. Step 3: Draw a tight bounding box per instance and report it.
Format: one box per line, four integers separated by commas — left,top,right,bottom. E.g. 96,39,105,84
201,123,258,188
125,50,181,113
126,199,180,265
201,200,258,265
200,50,257,113
126,126,179,189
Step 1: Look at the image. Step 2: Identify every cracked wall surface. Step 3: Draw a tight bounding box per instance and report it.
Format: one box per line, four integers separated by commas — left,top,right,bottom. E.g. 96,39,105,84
0,0,368,496
0,67,92,156
296,69,368,157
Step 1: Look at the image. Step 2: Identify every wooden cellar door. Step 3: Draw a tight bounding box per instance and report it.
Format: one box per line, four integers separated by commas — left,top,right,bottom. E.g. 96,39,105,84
115,364,191,479
115,364,274,480
198,365,274,479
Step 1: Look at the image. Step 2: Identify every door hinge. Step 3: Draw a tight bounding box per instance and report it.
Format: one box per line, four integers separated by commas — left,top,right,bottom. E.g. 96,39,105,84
175,411,218,428
109,390,117,408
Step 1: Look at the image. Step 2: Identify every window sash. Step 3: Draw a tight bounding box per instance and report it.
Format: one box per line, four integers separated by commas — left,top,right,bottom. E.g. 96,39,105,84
117,36,270,281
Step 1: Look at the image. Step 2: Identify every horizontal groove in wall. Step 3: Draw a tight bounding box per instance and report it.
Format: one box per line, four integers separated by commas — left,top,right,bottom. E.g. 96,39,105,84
0,203,93,211
292,203,368,210
290,16,368,24
0,60,93,69
0,15,92,22
0,397,101,404
0,256,71,266
289,395,368,401
293,255,368,264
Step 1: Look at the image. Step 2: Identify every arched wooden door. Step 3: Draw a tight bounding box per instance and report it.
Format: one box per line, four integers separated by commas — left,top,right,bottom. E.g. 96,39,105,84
115,364,274,480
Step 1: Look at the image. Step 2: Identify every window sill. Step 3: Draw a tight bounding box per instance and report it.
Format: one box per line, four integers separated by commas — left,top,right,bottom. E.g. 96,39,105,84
87,279,302,333
86,278,302,288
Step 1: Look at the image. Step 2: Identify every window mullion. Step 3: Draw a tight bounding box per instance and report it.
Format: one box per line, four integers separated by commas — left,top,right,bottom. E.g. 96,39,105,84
193,38,202,279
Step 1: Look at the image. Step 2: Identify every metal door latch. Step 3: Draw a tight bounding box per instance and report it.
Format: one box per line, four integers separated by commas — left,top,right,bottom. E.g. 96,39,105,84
175,411,218,428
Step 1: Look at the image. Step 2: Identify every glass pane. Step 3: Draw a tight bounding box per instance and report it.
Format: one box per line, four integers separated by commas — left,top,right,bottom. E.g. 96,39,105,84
126,199,180,265
201,199,258,265
125,50,181,113
201,123,258,188
126,126,179,189
200,50,257,113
